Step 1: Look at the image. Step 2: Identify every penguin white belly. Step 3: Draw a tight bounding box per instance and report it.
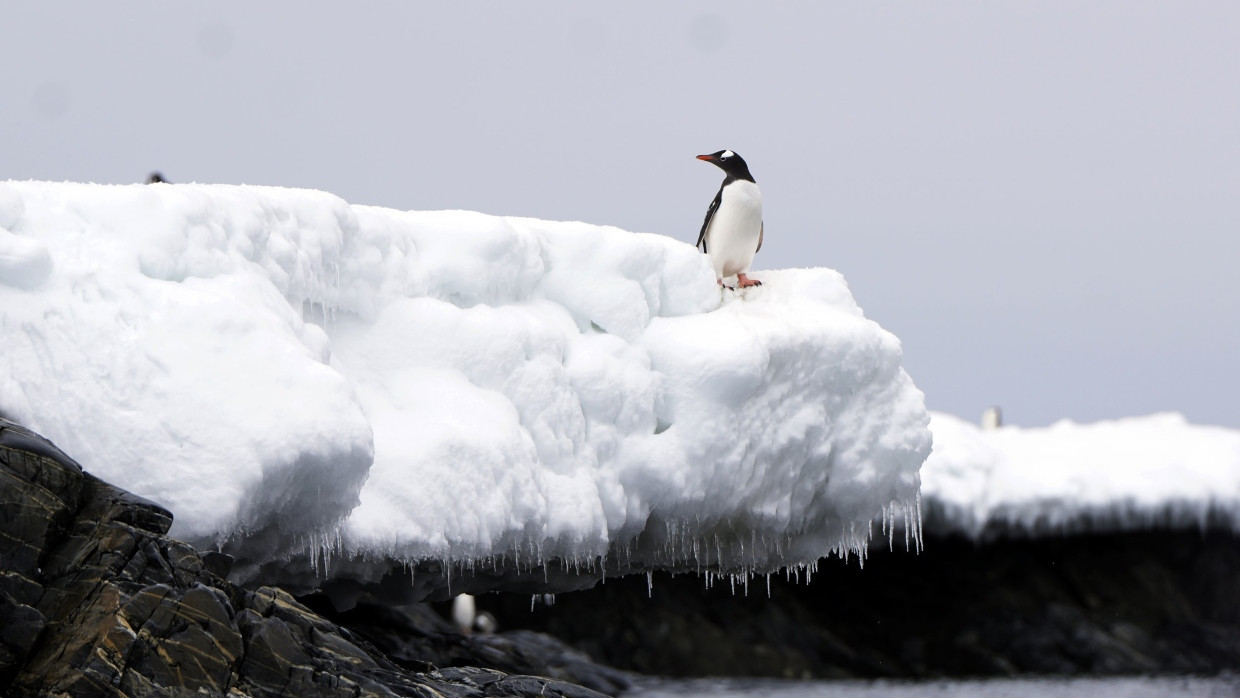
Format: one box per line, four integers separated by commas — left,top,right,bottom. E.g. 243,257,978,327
706,180,763,279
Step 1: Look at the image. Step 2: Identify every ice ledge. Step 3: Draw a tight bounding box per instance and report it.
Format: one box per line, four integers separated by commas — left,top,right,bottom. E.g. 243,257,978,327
0,181,931,596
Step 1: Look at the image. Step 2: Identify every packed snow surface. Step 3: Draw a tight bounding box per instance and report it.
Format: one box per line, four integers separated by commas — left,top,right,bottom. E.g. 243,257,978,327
922,412,1240,538
0,181,930,586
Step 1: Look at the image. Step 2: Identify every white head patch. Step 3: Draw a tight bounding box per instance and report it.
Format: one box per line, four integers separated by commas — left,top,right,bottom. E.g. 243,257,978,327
722,150,735,159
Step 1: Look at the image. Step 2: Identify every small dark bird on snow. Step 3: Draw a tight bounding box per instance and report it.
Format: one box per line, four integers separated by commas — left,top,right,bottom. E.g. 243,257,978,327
695,149,763,288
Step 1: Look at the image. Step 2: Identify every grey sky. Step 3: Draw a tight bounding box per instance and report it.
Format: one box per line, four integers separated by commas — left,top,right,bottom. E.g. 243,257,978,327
4,2,1238,428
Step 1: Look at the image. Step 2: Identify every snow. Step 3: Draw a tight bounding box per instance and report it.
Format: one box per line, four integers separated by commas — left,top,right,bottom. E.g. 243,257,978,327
921,412,1240,538
0,185,51,290
0,180,930,591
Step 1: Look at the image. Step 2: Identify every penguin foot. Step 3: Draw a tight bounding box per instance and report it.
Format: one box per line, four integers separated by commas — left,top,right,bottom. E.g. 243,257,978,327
736,274,762,288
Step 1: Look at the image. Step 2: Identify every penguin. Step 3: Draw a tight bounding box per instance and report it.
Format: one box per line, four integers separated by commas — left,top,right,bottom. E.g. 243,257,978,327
451,593,476,635
981,406,1003,430
695,150,763,288
451,593,497,635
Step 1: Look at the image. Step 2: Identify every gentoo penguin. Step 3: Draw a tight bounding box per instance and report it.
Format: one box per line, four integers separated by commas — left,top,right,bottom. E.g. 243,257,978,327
451,593,476,635
695,149,763,288
981,406,1003,430
450,593,497,635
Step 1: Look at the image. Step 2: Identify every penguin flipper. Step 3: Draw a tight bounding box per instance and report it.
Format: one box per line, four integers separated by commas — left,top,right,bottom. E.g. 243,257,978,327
756,222,763,254
696,188,723,253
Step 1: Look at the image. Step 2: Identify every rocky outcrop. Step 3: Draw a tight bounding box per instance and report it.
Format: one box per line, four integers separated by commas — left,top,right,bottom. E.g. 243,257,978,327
298,597,630,692
475,528,1240,678
0,419,623,697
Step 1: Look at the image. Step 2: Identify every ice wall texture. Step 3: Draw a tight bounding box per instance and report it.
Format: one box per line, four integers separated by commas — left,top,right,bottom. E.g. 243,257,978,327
0,181,930,586
923,412,1240,539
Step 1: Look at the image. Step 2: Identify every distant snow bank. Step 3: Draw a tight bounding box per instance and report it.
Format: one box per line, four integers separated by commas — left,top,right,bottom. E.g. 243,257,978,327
922,412,1240,538
0,181,930,587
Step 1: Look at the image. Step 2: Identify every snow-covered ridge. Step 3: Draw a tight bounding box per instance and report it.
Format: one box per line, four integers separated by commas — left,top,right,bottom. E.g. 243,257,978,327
922,412,1240,539
0,181,930,589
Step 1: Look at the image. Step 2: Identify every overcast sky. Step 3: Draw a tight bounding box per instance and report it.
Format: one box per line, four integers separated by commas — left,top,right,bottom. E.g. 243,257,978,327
4,2,1237,428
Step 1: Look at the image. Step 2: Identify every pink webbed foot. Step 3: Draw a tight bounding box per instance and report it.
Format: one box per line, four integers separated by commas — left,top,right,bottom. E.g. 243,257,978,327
736,273,762,288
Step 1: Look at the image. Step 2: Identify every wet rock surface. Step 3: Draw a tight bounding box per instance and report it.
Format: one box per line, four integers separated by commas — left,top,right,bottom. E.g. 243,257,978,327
0,419,621,697
478,527,1240,678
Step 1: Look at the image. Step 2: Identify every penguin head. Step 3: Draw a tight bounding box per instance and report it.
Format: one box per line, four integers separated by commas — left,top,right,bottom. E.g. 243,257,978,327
697,150,755,182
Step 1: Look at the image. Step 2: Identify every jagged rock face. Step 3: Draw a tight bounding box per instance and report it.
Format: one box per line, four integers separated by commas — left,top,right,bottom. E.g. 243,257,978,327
0,420,620,697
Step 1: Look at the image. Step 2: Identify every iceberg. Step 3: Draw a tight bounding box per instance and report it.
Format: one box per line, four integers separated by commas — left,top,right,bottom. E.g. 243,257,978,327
0,181,930,597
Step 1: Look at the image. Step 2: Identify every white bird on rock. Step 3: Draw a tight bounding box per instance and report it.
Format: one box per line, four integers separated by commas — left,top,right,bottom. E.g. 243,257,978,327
695,149,763,289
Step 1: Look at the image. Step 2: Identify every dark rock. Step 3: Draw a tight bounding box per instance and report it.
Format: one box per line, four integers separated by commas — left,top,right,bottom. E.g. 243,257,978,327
241,615,313,690
0,591,43,684
304,597,633,696
0,419,618,698
478,528,1240,679
202,550,235,579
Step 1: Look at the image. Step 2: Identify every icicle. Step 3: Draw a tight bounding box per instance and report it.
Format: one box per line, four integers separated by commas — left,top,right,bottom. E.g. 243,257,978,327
916,492,925,553
907,505,917,555
887,505,896,551
646,570,654,598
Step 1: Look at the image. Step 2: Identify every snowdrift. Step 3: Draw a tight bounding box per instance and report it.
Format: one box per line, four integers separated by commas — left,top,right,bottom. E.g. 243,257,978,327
922,412,1240,538
0,181,930,593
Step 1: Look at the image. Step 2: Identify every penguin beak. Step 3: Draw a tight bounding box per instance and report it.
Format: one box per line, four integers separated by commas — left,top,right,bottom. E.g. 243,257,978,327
696,154,716,162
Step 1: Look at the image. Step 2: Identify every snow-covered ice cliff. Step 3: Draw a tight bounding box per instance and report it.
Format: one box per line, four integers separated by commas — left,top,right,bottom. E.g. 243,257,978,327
922,411,1240,538
0,181,930,592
